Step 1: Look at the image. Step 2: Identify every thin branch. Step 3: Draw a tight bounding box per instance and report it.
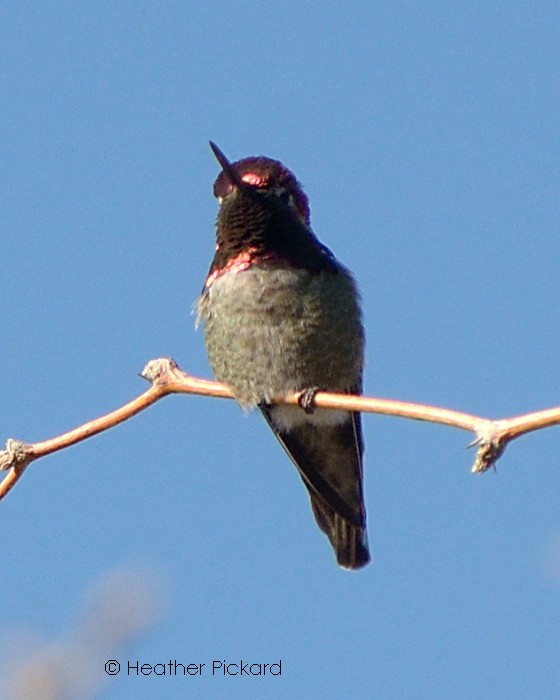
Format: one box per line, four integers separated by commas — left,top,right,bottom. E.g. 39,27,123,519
1,357,560,502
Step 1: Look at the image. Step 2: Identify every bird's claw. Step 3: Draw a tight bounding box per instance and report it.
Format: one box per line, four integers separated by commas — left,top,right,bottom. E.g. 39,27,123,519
298,387,319,414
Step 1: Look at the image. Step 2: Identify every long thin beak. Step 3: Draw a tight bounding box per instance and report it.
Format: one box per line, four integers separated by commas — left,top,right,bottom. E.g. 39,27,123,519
209,141,246,189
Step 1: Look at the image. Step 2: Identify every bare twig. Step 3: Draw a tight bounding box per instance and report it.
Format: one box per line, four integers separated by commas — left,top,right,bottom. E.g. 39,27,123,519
1,357,560,502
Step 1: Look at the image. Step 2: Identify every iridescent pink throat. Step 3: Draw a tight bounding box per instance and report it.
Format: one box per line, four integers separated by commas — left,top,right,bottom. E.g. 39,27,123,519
205,249,280,289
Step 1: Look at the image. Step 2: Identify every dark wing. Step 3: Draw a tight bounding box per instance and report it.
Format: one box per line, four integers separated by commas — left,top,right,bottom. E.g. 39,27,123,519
259,405,370,569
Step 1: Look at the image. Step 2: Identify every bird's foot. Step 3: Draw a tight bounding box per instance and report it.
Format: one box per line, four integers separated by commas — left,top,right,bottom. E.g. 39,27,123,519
298,387,319,414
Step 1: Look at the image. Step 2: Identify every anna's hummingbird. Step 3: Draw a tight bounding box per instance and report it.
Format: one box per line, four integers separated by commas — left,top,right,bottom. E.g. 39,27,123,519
197,142,369,569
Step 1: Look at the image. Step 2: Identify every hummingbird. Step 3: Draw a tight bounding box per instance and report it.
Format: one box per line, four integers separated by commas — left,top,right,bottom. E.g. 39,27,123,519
197,142,369,569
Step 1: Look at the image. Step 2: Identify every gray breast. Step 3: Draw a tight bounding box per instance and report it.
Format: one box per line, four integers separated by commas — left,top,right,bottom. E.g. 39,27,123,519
198,265,364,407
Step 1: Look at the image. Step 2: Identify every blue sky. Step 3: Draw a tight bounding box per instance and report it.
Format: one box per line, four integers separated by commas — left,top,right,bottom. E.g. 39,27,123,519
1,2,559,698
